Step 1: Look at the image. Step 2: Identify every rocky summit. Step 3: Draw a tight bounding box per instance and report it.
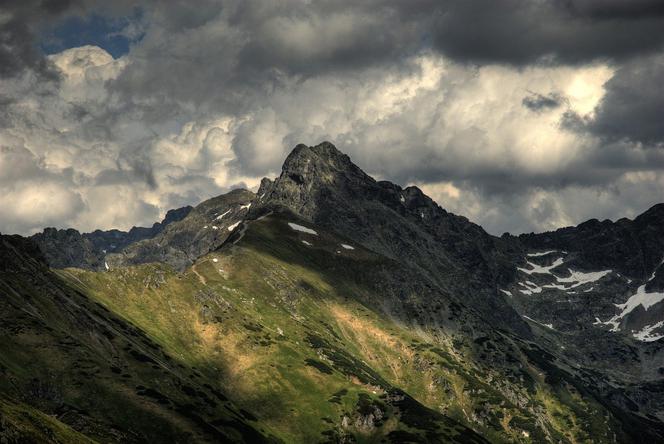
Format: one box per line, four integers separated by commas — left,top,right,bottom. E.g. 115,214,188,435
1,142,664,443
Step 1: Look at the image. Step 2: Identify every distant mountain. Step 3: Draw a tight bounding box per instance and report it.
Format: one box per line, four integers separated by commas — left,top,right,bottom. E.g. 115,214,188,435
29,205,192,270
2,142,663,443
512,203,664,356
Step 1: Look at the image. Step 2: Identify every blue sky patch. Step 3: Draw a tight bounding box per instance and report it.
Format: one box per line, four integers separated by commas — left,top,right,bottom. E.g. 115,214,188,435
40,9,144,59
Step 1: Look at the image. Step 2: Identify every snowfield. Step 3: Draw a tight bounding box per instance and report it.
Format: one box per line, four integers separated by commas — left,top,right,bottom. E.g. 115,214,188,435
516,253,612,295
599,258,664,340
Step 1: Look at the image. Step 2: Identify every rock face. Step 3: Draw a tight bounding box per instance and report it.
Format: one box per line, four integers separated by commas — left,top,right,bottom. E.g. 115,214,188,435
30,227,104,270
30,206,192,270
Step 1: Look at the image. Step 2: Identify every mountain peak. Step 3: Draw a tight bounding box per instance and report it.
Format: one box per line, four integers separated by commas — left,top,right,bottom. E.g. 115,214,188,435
279,141,371,186
254,142,377,222
287,141,347,163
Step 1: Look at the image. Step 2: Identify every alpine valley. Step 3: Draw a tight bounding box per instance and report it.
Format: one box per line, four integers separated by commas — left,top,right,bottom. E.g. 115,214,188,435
2,142,663,443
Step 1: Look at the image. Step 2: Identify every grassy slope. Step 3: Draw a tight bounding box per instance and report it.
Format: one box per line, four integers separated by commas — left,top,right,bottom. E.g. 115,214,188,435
0,239,277,443
60,213,627,443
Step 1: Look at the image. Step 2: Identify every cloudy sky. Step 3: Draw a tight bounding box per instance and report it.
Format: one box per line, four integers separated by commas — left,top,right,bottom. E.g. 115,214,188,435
1,0,664,236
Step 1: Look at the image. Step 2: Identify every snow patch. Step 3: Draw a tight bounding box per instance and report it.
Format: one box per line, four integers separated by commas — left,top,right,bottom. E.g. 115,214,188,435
633,321,664,342
400,195,405,203
104,261,109,271
288,222,318,235
301,240,312,246
542,283,568,290
215,209,231,220
499,289,512,296
341,244,354,250
227,221,241,231
212,258,218,263
240,203,251,210
523,315,554,330
527,250,558,257
518,281,542,295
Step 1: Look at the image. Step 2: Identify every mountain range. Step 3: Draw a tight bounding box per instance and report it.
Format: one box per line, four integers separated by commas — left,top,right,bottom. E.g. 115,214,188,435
1,142,663,443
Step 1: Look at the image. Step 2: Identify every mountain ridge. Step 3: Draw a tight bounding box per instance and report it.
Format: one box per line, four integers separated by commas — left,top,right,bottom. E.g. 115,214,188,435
2,141,664,443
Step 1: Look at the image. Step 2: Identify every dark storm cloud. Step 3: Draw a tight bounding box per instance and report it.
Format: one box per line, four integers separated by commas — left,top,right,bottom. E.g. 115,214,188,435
431,0,664,66
584,54,664,146
232,1,421,77
0,0,68,79
6,0,664,83
104,0,425,117
564,0,664,19
373,150,627,197
522,91,566,112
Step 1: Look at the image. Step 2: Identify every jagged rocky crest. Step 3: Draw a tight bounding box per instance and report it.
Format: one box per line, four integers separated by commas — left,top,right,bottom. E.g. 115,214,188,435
30,205,193,270
105,189,254,271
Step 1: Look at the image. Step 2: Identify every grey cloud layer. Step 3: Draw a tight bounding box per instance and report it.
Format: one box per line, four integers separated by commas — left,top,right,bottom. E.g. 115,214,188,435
1,0,663,236
431,0,664,65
